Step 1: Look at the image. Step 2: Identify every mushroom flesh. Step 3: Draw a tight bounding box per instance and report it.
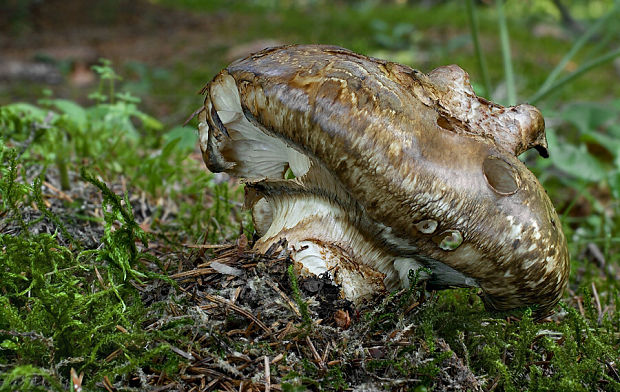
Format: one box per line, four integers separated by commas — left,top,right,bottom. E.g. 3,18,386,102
197,45,569,315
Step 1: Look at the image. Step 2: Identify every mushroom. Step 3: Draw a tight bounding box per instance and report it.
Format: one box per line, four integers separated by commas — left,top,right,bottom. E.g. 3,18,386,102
197,44,569,315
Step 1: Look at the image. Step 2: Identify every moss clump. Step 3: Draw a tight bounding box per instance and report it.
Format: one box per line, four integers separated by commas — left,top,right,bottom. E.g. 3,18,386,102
416,287,620,392
0,173,185,391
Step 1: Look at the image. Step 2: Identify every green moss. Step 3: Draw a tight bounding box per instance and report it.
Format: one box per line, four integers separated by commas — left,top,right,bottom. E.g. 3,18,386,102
288,264,312,328
0,168,189,390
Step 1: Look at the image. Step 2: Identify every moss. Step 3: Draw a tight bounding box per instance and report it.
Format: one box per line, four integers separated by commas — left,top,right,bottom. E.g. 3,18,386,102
0,169,190,391
288,264,312,328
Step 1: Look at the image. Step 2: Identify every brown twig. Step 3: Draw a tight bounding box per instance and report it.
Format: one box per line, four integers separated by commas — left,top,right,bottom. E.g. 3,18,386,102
43,181,75,202
264,355,271,392
170,268,215,279
71,368,84,392
277,321,294,341
169,345,195,361
576,295,585,316
271,353,284,364
102,376,115,392
305,336,325,370
321,342,331,364
591,282,603,325
264,278,301,317
184,243,231,249
203,294,273,336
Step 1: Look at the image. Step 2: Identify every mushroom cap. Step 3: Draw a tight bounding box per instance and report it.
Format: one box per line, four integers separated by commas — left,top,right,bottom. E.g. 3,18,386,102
198,44,569,314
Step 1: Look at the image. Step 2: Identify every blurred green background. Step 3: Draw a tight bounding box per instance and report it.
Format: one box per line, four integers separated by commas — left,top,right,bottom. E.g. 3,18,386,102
1,0,618,116
4,0,618,268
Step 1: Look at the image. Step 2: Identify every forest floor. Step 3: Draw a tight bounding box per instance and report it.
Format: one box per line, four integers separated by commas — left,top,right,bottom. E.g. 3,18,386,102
1,0,619,391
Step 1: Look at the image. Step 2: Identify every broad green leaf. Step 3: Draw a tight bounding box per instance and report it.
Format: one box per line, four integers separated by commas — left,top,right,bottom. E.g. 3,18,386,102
3,103,48,121
580,131,620,160
48,99,87,131
608,123,620,138
163,126,197,152
161,137,181,158
115,91,141,104
561,102,617,134
134,111,163,132
546,128,607,182
609,169,620,199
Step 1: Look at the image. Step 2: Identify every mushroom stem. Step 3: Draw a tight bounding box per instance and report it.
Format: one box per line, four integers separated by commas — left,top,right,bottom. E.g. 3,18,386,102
248,180,424,303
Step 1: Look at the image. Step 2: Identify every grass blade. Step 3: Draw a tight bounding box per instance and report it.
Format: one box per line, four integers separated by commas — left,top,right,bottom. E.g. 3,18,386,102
466,0,492,96
496,0,516,105
534,4,617,98
529,46,620,104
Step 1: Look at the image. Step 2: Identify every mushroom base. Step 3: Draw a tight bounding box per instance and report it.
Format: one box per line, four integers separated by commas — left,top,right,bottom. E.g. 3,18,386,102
250,192,426,305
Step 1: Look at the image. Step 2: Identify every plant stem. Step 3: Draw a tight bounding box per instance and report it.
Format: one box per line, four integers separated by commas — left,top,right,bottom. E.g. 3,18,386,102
109,79,115,104
529,46,620,104
466,0,492,97
56,156,70,190
535,5,616,96
496,0,516,106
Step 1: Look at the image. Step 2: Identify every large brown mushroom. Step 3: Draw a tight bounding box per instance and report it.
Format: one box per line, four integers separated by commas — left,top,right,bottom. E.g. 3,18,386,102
197,44,569,315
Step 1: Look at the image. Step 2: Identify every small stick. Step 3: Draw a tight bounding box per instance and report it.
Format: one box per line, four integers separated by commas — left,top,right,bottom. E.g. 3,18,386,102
169,345,195,361
576,296,585,316
203,294,272,336
306,336,325,370
43,181,74,202
232,286,242,305
183,106,205,126
321,342,330,364
205,378,219,390
271,353,284,364
265,279,301,317
183,243,231,249
94,266,106,288
71,368,83,392
104,348,122,362
264,355,271,392
115,325,128,334
170,269,215,279
102,376,115,392
277,321,294,341
591,282,603,324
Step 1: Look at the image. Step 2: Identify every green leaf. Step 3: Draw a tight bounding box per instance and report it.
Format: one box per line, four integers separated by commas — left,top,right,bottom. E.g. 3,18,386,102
48,99,88,131
1,339,19,350
546,128,607,182
115,91,141,104
4,103,49,121
561,102,617,135
580,131,620,161
609,170,620,200
163,126,197,152
134,111,163,132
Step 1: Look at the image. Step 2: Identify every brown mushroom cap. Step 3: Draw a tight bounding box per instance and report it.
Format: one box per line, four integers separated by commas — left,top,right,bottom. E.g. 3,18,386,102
198,44,569,315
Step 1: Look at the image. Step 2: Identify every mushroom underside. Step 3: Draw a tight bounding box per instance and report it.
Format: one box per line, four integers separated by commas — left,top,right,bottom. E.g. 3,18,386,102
199,73,479,304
